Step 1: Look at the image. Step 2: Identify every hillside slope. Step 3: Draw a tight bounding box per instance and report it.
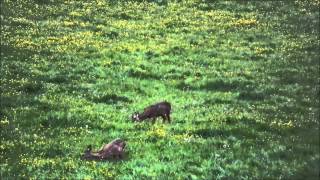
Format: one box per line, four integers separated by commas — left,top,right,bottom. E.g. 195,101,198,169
1,0,319,179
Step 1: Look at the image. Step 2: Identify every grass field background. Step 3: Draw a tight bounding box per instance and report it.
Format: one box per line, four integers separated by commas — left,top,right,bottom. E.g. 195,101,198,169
1,0,319,179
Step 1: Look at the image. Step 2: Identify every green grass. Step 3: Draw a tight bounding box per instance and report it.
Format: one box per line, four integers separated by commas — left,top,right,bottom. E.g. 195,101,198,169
1,0,319,179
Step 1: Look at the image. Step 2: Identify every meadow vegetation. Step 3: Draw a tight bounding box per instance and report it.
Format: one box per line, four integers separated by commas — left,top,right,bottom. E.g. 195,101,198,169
1,0,319,179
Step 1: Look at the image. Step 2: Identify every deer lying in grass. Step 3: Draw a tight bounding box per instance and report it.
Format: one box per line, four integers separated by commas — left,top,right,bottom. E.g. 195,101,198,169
82,138,126,161
132,101,171,123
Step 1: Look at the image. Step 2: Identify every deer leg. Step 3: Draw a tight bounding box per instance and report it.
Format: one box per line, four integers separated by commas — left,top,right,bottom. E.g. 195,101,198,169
161,115,166,123
167,114,171,123
114,154,119,160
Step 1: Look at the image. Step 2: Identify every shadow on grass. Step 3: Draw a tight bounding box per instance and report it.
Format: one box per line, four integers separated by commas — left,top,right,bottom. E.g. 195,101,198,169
238,90,266,101
91,94,132,104
203,98,234,105
201,79,254,92
176,78,267,101
127,66,161,80
176,78,250,91
288,158,319,180
39,111,118,129
192,117,283,140
1,44,36,60
43,146,65,158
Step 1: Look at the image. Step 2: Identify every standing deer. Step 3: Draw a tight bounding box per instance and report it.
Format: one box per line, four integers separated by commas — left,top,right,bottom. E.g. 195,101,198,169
132,101,171,123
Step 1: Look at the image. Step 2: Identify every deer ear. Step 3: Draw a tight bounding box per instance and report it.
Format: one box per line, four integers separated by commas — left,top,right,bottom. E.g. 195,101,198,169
132,115,139,122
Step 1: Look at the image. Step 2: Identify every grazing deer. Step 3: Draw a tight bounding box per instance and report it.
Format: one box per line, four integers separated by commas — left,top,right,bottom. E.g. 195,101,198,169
132,101,171,123
82,138,126,160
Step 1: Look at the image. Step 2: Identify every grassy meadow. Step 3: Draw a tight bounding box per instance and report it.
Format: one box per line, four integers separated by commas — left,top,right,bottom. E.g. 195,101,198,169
1,0,319,179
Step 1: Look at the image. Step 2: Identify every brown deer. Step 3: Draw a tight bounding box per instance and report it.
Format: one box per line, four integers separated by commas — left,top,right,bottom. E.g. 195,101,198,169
82,138,126,161
132,101,171,123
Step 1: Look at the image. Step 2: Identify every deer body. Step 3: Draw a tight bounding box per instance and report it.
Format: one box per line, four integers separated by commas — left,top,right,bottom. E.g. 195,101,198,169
82,138,126,160
132,101,171,123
